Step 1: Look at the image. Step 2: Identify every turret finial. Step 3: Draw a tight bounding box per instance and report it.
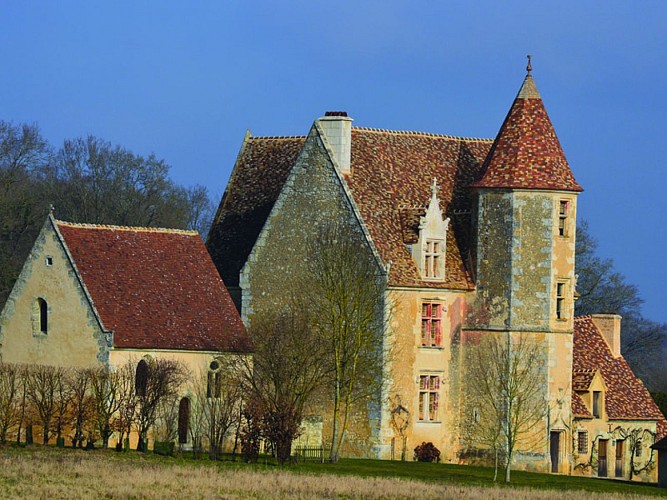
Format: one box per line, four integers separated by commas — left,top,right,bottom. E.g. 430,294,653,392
431,177,439,198
526,54,533,76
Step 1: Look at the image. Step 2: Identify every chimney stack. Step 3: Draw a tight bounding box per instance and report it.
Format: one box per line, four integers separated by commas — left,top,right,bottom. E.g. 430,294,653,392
591,314,622,357
318,111,353,175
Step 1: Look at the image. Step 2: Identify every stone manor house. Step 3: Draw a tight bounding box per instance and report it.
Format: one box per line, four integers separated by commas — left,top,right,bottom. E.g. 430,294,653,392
206,67,665,478
0,65,664,479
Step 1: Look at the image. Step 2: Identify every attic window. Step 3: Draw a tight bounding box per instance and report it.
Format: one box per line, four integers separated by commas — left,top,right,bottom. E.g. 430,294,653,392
592,391,602,418
45,256,53,266
423,239,444,280
414,179,449,282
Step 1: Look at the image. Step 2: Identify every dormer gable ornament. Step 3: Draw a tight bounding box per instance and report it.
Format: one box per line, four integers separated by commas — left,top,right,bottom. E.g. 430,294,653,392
413,178,450,281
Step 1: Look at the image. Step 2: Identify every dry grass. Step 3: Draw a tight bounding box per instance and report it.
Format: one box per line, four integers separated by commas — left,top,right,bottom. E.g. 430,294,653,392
0,448,658,499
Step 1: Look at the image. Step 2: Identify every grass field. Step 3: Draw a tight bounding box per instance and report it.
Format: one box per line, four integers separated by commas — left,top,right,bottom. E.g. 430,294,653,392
1,446,666,499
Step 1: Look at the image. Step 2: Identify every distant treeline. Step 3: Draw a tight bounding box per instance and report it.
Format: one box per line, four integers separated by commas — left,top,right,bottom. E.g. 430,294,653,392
0,120,215,306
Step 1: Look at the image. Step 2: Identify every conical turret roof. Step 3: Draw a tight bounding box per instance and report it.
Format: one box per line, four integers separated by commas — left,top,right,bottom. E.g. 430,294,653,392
474,67,583,192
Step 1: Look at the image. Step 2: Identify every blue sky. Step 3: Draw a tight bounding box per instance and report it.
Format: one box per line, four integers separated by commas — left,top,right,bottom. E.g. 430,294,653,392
1,1,666,323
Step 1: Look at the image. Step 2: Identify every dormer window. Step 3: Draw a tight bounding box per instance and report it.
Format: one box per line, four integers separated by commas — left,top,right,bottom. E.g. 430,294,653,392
423,240,444,279
414,179,450,282
592,390,602,418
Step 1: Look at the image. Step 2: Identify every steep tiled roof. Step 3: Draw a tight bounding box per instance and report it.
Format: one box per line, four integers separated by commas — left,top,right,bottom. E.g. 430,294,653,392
208,127,492,290
474,75,583,192
207,135,305,287
346,128,492,289
572,369,596,391
573,316,663,421
56,220,251,352
572,391,592,419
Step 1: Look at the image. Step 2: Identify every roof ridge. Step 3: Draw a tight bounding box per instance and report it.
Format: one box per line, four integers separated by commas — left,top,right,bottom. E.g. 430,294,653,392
55,220,199,236
351,126,494,143
248,135,306,141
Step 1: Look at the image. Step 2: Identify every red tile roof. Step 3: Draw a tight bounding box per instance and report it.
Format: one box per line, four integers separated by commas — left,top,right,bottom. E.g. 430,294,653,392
208,75,582,289
573,316,663,421
572,369,596,391
474,75,583,192
346,128,492,289
207,135,305,287
56,220,251,353
207,128,492,290
572,391,592,419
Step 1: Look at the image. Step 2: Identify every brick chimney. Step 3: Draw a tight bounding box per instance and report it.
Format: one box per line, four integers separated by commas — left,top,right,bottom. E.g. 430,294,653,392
591,314,622,357
318,111,353,175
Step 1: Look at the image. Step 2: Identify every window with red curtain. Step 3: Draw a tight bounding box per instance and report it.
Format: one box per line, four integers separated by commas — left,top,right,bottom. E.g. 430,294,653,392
421,303,442,347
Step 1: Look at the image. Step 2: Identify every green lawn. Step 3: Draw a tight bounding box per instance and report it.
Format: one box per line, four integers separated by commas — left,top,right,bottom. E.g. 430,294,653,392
292,458,667,497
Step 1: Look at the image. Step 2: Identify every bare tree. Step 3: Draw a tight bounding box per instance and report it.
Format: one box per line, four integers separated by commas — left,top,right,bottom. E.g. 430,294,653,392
187,373,210,459
113,361,139,451
89,366,124,448
0,362,20,443
204,360,244,461
67,368,93,448
467,333,546,482
25,364,68,445
306,222,389,463
241,310,328,464
154,394,180,444
0,121,51,304
134,358,187,452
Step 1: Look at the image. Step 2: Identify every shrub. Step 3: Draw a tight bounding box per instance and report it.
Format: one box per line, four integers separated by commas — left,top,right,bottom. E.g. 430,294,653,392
153,441,175,456
414,441,441,463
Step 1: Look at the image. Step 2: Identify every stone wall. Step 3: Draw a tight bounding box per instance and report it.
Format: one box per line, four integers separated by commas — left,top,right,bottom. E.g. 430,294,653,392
0,218,109,368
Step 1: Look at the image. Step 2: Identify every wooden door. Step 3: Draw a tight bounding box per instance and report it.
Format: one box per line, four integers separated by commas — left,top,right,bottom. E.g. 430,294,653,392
550,432,560,473
598,439,608,477
615,440,624,478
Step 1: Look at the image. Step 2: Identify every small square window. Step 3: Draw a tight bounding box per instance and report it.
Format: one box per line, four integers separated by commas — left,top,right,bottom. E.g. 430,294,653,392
45,256,53,266
577,431,588,454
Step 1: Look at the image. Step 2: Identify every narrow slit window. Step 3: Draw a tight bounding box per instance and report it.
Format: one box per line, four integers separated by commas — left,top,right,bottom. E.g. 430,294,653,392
38,298,48,333
135,360,148,397
593,391,602,418
558,200,569,237
178,397,190,444
556,282,566,320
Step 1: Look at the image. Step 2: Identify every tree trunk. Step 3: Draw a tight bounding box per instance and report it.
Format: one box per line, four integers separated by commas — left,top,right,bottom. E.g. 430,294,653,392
329,380,341,463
